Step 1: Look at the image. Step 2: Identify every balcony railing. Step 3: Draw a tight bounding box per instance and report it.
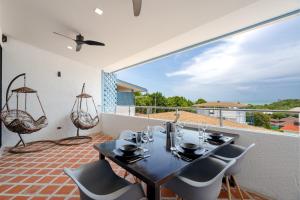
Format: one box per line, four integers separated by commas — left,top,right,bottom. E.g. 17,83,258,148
105,105,300,135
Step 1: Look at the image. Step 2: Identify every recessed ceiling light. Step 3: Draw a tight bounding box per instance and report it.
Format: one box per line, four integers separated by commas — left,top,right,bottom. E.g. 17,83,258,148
67,46,73,50
94,8,103,15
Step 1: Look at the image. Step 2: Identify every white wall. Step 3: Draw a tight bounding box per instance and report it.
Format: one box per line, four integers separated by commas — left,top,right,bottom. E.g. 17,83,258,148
1,38,101,147
101,113,300,200
116,106,135,116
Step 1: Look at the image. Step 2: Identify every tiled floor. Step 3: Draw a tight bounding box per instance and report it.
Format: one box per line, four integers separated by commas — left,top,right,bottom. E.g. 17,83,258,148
0,134,269,200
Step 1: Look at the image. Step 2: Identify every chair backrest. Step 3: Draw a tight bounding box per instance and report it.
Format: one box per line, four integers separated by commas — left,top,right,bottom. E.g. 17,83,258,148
118,130,137,140
225,143,255,176
177,157,236,200
64,160,145,200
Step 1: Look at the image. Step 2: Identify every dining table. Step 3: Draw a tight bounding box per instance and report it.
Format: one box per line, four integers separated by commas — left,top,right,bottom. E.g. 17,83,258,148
94,129,237,200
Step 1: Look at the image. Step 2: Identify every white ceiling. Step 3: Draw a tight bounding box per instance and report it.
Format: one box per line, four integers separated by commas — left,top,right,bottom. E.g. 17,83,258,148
1,0,299,71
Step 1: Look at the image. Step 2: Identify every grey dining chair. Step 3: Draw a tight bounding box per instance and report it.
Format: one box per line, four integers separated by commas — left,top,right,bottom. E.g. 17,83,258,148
213,143,255,200
64,160,145,200
164,156,236,200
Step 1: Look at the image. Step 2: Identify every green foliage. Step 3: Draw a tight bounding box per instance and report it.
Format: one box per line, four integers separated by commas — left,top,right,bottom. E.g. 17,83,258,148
271,112,289,119
148,92,167,107
195,98,207,104
135,95,152,106
166,96,193,107
254,113,271,129
247,99,300,110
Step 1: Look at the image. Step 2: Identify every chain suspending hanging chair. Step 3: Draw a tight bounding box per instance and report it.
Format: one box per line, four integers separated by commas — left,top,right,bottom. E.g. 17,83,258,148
0,73,54,153
57,83,99,145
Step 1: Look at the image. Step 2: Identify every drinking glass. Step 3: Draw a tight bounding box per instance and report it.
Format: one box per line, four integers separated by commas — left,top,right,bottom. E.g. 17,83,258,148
141,132,149,143
147,126,154,142
135,132,142,148
198,123,206,145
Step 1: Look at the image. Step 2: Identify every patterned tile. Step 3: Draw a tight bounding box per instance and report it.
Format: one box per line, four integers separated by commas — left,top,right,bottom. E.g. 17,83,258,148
0,134,269,200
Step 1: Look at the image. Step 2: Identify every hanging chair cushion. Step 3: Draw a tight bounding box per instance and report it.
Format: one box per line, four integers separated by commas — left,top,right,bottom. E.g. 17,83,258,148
0,109,48,134
70,110,99,130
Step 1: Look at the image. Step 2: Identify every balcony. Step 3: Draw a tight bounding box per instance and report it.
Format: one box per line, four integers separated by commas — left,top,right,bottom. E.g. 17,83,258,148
101,106,300,200
1,1,300,200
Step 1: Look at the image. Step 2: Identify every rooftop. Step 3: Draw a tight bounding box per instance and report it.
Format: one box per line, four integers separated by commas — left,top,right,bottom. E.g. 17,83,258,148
193,101,248,108
139,111,264,131
116,79,147,92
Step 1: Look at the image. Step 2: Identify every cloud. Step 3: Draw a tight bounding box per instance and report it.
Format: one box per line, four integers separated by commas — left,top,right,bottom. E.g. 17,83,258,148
166,33,300,90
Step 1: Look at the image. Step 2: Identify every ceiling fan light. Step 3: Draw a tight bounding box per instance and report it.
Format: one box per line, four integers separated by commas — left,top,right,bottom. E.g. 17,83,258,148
94,8,103,15
67,46,73,50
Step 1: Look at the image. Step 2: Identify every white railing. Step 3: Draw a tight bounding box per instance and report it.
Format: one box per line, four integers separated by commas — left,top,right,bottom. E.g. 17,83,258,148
103,105,300,135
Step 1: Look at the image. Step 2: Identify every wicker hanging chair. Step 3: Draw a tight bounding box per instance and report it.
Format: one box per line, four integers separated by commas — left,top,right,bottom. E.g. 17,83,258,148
57,83,99,145
0,73,53,153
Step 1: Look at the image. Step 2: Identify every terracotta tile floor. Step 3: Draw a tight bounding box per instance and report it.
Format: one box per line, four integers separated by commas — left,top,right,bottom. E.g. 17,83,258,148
0,134,269,200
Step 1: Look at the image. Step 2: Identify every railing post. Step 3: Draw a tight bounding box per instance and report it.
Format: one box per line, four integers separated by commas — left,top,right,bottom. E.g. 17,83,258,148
219,109,223,127
298,113,300,134
147,107,150,119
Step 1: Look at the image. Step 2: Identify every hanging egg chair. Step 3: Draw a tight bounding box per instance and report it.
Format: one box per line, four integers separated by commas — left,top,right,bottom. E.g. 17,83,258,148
0,73,54,153
57,83,99,145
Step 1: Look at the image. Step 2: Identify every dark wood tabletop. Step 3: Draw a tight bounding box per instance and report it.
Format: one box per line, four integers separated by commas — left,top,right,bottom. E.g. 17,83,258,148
94,130,236,200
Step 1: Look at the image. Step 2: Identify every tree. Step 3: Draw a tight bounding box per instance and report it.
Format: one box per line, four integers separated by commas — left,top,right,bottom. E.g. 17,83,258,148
166,96,193,107
195,98,207,105
135,95,152,106
252,112,271,129
148,92,167,107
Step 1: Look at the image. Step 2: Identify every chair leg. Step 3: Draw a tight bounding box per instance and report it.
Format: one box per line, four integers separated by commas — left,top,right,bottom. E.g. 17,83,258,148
16,134,26,147
225,176,232,200
232,176,244,200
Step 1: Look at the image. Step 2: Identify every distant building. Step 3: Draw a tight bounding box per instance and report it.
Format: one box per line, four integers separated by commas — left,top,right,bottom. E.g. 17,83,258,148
193,101,248,124
271,115,300,134
116,79,147,116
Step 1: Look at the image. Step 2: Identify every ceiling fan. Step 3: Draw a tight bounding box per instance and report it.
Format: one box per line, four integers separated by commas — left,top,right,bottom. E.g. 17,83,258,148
53,32,105,52
132,0,142,17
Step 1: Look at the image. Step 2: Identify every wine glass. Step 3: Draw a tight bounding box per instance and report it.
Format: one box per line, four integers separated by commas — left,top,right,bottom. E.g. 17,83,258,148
135,132,142,148
148,126,154,142
198,123,207,145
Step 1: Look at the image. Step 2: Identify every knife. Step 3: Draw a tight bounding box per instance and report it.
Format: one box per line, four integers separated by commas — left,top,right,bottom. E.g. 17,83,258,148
127,154,151,164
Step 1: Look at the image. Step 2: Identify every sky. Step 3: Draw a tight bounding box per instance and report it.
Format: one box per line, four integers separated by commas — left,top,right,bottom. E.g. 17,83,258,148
117,16,300,104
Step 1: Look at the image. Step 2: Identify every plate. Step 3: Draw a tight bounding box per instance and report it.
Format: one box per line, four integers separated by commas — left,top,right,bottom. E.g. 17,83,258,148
208,133,223,140
176,145,206,157
114,148,142,158
119,144,138,155
180,143,200,154
206,137,225,145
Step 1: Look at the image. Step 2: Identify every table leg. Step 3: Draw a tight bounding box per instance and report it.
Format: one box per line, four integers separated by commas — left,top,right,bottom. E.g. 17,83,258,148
99,153,105,160
147,184,160,200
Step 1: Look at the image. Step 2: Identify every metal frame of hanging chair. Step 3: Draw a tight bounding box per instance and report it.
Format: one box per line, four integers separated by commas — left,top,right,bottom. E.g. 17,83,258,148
0,73,54,153
56,83,99,146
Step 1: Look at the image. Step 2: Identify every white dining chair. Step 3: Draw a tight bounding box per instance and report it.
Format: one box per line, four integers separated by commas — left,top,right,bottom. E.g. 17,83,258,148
164,156,236,200
64,160,145,200
213,143,255,200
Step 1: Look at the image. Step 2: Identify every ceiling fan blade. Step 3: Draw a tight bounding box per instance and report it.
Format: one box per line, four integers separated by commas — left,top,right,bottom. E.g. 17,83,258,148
83,40,105,46
132,0,142,16
53,32,75,41
76,44,82,52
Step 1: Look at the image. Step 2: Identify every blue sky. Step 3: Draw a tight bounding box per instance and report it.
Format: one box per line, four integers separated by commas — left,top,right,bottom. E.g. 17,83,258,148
117,16,300,104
